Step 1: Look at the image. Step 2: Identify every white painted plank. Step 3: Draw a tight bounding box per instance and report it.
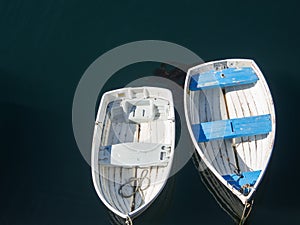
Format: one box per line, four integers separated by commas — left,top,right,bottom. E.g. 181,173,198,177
234,87,252,170
250,81,270,170
202,89,225,174
107,167,125,213
100,167,119,211
224,89,248,172
113,167,129,213
120,168,135,212
144,166,156,203
134,168,152,209
197,89,222,173
241,87,258,170
256,80,275,170
212,88,233,174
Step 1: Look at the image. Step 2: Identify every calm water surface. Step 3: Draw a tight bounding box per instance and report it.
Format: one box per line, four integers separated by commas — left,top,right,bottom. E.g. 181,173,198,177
1,1,299,224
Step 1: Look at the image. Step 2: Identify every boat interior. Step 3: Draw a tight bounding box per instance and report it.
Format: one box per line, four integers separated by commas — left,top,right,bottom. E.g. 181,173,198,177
99,96,173,167
186,60,275,196
95,88,174,216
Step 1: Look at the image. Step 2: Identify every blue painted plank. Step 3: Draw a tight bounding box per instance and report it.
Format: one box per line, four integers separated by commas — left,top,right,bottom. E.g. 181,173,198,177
223,170,261,195
189,67,259,91
192,114,272,142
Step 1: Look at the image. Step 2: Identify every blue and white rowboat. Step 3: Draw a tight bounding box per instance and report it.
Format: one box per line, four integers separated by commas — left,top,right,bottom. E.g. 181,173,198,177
184,59,276,224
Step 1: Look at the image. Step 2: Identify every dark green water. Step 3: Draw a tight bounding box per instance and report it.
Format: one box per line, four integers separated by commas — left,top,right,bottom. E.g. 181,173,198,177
1,0,299,224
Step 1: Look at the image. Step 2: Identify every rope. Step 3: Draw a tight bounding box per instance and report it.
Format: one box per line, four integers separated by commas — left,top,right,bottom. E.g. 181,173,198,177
125,215,133,225
239,199,254,225
229,162,243,178
119,169,150,200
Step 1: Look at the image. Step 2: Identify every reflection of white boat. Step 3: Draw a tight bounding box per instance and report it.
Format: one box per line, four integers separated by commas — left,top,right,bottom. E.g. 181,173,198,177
184,59,276,224
91,87,175,224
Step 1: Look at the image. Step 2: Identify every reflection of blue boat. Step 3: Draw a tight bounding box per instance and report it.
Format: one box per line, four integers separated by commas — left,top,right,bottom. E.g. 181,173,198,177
91,87,175,224
192,153,246,224
184,59,276,224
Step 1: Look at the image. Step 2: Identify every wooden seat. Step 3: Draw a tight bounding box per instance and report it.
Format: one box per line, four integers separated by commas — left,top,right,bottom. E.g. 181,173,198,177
189,67,258,91
98,143,171,167
192,114,272,142
223,170,261,195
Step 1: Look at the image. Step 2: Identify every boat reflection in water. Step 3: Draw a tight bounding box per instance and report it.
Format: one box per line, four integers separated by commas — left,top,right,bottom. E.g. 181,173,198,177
193,151,252,224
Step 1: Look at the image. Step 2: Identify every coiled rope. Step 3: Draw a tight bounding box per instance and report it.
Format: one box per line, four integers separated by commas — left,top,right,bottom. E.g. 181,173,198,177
119,170,151,225
119,169,150,200
229,162,243,178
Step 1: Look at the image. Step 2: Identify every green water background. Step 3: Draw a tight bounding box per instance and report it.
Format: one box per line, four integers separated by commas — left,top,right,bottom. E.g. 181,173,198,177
1,0,299,224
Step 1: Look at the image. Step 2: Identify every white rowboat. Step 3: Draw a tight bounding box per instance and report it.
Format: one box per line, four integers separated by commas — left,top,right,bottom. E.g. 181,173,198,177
184,59,276,223
91,87,175,224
